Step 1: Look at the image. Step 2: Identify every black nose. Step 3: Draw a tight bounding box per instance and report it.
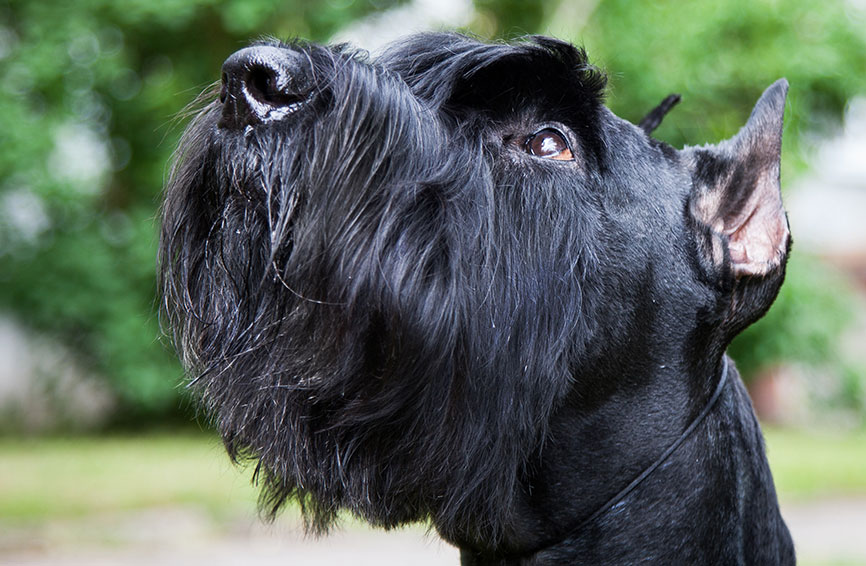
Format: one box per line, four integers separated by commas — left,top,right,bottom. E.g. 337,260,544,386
218,46,308,129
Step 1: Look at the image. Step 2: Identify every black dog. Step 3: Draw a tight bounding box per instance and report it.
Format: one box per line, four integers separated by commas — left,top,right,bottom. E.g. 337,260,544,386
160,33,795,564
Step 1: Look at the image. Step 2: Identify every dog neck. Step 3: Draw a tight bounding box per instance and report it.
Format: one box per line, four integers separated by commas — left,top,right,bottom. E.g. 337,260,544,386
551,357,728,541
456,355,751,563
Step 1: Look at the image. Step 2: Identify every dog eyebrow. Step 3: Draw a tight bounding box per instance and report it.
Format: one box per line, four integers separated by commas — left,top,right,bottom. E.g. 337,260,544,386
639,93,681,134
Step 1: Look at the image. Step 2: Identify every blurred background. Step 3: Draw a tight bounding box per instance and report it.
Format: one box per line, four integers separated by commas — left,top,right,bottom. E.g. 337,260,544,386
1,0,865,564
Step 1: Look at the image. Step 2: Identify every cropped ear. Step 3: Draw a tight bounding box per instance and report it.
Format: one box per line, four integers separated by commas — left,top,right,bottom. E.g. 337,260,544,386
687,79,790,279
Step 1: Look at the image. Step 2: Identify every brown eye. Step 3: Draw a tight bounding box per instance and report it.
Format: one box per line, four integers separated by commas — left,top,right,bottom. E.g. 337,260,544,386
525,129,574,161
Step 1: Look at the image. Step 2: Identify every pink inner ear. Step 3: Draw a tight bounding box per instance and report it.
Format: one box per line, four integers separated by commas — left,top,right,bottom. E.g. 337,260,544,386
688,79,790,280
724,174,790,277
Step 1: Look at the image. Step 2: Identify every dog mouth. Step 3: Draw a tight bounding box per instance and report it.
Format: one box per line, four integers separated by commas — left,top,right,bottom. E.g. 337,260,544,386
218,45,311,129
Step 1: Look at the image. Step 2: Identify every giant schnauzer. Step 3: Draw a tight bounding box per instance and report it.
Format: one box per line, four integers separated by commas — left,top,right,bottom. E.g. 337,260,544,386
160,33,795,564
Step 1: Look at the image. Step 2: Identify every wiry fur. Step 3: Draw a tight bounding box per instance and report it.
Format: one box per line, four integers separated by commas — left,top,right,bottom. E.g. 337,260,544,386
161,34,606,544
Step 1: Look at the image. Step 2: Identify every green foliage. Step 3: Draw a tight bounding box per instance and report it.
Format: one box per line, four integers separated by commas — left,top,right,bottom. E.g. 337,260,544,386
0,0,401,418
577,0,866,171
1,0,863,424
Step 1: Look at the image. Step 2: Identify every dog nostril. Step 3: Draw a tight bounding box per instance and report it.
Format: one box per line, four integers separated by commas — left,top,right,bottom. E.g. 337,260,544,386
246,65,302,108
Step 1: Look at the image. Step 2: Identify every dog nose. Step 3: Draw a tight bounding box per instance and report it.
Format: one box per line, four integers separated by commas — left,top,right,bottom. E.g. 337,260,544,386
219,46,308,129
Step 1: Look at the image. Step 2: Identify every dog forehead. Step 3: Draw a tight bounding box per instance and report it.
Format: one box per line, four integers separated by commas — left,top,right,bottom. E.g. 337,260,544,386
376,33,606,112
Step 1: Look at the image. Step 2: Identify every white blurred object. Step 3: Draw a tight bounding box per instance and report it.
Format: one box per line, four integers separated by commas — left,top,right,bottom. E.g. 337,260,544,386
0,316,114,431
49,122,111,194
332,0,474,53
787,97,866,259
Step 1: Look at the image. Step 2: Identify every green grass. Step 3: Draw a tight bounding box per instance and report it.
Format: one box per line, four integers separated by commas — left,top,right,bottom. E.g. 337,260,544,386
764,427,866,501
1,427,864,524
0,433,261,523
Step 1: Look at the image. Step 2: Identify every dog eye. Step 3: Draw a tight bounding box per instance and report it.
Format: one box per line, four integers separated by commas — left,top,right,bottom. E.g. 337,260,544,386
525,129,574,161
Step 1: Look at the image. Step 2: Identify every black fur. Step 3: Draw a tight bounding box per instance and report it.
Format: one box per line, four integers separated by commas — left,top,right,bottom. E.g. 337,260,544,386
160,33,795,564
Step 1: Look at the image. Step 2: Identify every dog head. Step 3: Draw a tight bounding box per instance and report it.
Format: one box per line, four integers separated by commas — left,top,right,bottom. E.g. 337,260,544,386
160,33,788,547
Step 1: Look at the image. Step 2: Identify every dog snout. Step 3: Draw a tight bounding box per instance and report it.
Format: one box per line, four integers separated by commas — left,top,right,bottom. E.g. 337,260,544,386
218,45,308,129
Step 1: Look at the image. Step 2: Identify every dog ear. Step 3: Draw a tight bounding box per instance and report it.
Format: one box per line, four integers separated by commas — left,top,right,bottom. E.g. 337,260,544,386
687,79,790,280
